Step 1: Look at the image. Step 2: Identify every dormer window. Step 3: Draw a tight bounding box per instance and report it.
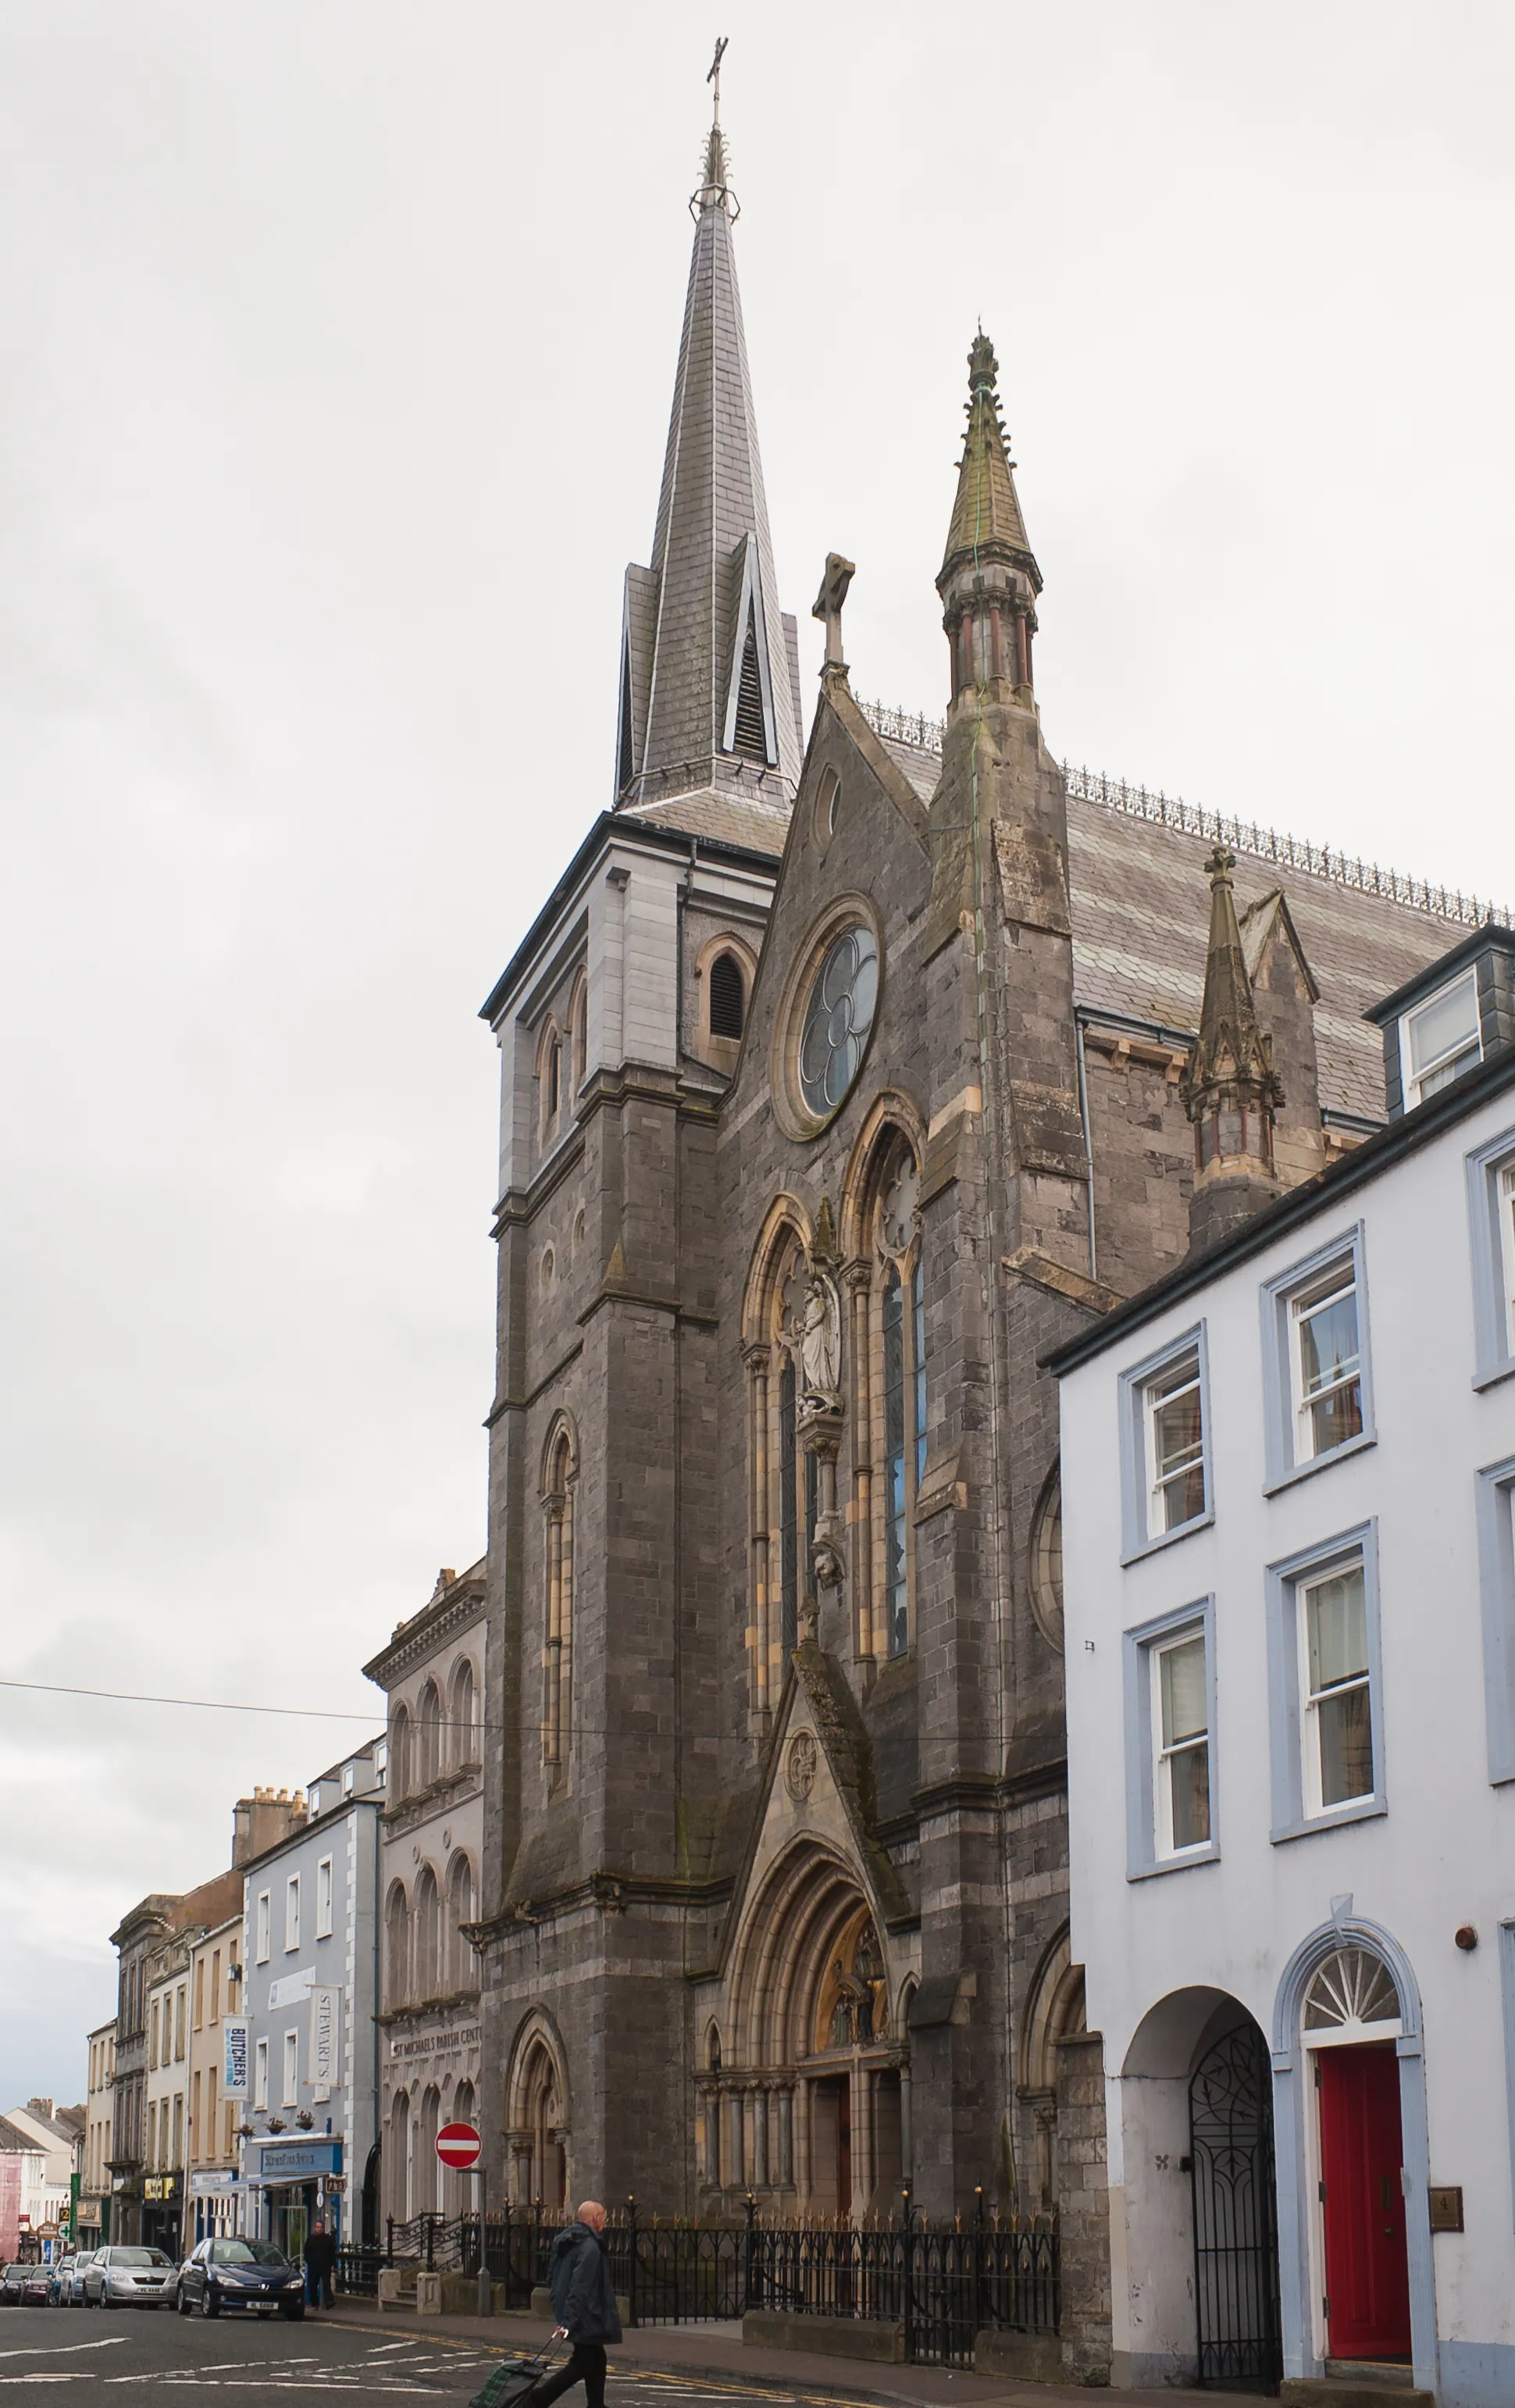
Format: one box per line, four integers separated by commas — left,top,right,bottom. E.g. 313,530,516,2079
1400,969,1481,1109
1367,926,1514,1120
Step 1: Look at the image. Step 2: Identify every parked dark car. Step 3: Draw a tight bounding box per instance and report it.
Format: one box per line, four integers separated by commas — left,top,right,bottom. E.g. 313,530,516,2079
1,2264,52,2308
175,2237,305,2321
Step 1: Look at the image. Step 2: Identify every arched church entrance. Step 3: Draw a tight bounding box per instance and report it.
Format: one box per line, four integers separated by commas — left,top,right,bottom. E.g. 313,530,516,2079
505,2017,569,2210
704,1843,906,2222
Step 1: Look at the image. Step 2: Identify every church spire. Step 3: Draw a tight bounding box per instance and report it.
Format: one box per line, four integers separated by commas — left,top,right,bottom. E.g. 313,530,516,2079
936,332,1042,715
613,45,804,824
1179,847,1285,1253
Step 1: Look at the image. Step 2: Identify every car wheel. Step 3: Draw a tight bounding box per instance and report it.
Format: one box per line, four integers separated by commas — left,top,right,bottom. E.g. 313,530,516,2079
198,2288,219,2319
176,2286,192,2317
100,2292,114,2311
280,2303,305,2321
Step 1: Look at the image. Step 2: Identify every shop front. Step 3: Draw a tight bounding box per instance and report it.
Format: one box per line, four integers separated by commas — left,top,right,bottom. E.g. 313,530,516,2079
141,2174,183,2261
76,2195,108,2251
249,2141,344,2262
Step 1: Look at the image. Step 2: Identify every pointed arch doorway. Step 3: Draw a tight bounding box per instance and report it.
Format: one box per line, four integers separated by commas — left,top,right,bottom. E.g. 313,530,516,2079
704,1842,907,2221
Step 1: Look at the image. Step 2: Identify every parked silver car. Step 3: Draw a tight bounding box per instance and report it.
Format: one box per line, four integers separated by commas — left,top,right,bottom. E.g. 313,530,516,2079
63,2253,94,2305
83,2246,176,2309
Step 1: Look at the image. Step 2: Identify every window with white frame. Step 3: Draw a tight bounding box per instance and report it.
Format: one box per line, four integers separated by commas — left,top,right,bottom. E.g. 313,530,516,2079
1120,1329,1211,1557
282,2030,299,2107
1476,1454,1515,1783
255,1893,270,1964
1290,1258,1363,1460
1299,1558,1374,1813
1261,1229,1374,1488
1503,1165,1515,1352
315,1857,333,1939
1153,1626,1211,1855
254,2038,269,2110
1399,967,1481,1108
284,1875,300,1952
1146,1347,1205,1532
1122,1600,1217,1876
1266,1523,1384,1839
1466,1130,1515,1386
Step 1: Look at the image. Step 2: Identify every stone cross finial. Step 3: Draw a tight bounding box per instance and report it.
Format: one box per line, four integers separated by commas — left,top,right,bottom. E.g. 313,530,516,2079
812,553,856,673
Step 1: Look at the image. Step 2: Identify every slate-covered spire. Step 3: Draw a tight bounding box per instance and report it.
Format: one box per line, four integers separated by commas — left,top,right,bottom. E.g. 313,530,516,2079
936,333,1042,715
1179,847,1285,1253
614,73,804,826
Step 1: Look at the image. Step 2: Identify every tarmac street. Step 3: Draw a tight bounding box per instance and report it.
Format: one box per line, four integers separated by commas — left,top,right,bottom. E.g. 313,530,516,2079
0,2317,882,2407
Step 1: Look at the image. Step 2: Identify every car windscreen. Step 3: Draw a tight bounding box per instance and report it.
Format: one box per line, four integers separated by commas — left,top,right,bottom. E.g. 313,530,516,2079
110,2249,167,2267
212,2240,288,2267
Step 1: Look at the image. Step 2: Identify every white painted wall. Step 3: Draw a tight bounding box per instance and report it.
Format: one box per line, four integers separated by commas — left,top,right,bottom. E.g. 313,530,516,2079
1060,1080,1515,2408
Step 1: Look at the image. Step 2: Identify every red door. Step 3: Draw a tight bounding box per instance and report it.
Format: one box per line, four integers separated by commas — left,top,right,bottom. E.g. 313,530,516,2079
1318,2043,1412,2360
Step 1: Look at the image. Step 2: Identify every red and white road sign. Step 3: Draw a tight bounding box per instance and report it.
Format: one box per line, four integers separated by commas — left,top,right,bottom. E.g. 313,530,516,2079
435,2121,482,2171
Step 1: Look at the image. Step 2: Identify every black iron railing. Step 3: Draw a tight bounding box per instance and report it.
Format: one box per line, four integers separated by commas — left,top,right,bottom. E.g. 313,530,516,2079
337,2199,1057,2366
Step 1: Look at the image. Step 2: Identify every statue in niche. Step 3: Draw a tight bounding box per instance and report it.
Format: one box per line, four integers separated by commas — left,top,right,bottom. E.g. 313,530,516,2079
799,1268,842,1407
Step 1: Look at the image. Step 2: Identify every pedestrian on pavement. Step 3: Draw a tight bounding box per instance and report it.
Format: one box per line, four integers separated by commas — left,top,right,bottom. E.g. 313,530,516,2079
303,2221,337,2311
533,2201,622,2408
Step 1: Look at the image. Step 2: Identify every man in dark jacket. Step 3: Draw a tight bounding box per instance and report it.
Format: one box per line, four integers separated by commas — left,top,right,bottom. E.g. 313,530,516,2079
303,2221,337,2310
534,2202,622,2408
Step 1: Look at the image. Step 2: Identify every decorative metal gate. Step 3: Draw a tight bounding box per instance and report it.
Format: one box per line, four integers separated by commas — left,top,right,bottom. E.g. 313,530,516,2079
1189,2020,1283,2386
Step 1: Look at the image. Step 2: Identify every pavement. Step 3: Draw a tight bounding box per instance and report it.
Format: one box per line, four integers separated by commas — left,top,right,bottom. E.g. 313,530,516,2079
0,2299,1221,2406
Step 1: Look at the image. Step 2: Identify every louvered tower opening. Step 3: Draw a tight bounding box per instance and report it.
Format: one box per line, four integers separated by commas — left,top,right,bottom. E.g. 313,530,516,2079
708,952,746,1040
731,609,769,762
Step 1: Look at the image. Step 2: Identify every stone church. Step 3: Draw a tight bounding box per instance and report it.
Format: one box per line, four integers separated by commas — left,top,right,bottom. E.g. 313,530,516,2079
467,95,1478,2366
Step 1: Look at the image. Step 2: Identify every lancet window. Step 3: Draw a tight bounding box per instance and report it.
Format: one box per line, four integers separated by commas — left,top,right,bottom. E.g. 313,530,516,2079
744,1222,821,1718
847,1129,926,1661
542,1423,576,1771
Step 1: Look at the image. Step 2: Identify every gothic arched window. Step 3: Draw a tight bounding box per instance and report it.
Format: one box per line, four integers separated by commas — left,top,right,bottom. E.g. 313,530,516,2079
861,1138,925,1660
543,1426,576,1769
743,1221,818,1716
709,951,746,1040
568,972,587,1101
445,1852,476,1991
415,1682,442,1789
448,1657,476,1768
384,1881,409,2012
390,1703,412,1803
414,1867,441,2000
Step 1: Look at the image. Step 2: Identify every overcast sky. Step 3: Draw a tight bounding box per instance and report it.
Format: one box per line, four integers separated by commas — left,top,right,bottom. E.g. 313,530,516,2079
2,2,1512,2111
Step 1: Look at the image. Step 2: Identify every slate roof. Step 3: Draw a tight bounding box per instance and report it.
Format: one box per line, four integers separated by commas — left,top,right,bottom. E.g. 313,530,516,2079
617,122,803,812
0,2116,41,2156
875,730,1471,1123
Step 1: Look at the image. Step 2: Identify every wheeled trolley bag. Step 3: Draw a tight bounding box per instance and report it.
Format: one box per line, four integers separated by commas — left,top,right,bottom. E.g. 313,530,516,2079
469,2342,564,2408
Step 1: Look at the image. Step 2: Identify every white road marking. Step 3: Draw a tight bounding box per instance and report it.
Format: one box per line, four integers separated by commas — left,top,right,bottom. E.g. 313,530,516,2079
0,2338,129,2360
0,2376,94,2385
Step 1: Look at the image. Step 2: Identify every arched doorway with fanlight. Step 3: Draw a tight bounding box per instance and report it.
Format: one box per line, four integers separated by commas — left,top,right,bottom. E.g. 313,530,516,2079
1271,1920,1434,2396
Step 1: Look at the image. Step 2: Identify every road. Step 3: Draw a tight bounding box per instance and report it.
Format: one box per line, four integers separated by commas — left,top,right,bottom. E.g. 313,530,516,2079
0,2314,836,2406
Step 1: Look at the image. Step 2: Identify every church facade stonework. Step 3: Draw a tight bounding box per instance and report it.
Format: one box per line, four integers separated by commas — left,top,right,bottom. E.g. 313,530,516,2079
469,100,1477,2383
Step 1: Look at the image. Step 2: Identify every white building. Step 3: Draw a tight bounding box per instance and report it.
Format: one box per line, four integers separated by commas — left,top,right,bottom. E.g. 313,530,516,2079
80,2026,115,2249
239,1743,383,2256
2,2099,84,2256
1055,926,1515,2408
362,1563,485,2229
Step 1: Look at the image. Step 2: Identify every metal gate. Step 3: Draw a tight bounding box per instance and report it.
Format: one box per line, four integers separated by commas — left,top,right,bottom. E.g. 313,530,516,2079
1189,2020,1282,2386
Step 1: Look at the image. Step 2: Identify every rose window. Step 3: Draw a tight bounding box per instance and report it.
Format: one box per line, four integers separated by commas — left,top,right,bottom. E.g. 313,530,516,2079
798,926,879,1118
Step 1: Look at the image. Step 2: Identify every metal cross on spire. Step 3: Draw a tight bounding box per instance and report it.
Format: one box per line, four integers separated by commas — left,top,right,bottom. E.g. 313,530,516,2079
707,36,728,124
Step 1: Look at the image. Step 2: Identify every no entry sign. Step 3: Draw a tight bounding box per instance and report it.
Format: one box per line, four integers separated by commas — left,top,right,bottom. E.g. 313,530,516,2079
435,2121,482,2171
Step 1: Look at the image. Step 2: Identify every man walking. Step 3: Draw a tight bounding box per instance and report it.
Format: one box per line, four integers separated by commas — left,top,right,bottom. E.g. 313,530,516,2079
303,2220,337,2312
534,2201,622,2408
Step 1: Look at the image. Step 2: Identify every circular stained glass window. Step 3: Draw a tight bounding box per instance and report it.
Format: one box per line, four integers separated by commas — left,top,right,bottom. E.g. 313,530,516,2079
799,926,879,1118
